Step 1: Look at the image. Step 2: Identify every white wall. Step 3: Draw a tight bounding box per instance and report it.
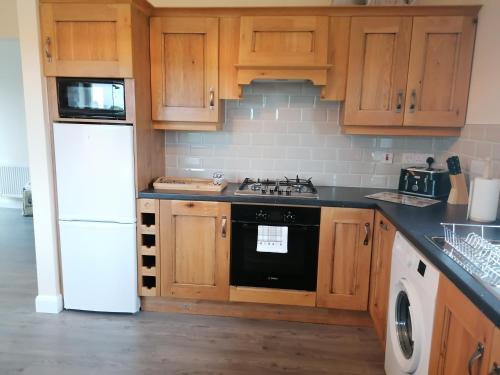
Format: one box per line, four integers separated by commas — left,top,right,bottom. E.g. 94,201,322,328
417,0,500,125
17,0,62,313
0,0,28,208
0,39,28,166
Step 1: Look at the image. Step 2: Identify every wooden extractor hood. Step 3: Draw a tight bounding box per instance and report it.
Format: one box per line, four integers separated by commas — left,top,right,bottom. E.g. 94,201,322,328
235,16,331,89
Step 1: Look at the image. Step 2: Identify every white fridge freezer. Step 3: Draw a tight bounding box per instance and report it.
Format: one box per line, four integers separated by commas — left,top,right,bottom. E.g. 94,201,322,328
53,122,140,313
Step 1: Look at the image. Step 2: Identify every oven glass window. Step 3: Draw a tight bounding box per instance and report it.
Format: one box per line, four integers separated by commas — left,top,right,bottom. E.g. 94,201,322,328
395,290,414,359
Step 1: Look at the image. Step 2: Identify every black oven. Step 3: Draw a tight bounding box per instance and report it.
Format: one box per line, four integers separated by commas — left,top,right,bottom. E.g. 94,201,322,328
230,204,320,291
56,77,126,120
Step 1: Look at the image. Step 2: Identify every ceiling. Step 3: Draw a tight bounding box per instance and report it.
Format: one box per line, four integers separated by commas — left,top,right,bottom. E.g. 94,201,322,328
147,0,336,7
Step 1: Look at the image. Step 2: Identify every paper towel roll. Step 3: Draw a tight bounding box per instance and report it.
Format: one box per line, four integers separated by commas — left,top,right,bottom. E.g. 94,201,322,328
469,178,500,222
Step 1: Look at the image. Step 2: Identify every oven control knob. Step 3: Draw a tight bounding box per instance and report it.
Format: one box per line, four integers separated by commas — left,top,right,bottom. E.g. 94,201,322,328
411,183,419,192
283,211,296,223
255,210,269,221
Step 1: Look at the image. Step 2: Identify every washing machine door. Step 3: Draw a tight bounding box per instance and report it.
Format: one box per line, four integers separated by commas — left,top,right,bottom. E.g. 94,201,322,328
388,277,423,373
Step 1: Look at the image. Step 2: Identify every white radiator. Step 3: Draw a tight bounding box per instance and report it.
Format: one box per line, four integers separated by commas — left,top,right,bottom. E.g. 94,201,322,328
0,166,30,198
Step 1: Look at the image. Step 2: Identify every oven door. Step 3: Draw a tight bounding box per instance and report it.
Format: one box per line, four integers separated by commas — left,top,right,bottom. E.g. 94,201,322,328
230,221,319,291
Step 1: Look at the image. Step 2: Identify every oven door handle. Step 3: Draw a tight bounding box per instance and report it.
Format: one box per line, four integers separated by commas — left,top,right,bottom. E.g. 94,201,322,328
232,220,319,228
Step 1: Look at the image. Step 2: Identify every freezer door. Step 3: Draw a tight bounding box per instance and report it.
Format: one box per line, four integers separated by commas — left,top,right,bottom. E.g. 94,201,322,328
59,220,140,313
53,122,136,223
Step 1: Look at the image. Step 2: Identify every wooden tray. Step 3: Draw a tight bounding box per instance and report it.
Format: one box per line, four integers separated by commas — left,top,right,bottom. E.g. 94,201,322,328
153,177,228,192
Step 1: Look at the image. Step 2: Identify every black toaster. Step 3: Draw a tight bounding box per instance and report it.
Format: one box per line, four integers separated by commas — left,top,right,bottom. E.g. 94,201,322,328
398,166,451,198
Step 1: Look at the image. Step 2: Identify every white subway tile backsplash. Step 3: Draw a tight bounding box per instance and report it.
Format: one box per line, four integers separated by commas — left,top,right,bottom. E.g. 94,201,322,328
277,108,302,122
324,161,351,174
163,82,500,189
312,148,337,161
302,108,327,122
338,149,363,162
286,147,311,160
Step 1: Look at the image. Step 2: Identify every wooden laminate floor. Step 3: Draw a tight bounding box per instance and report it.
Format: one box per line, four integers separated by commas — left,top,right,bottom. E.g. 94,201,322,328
0,208,385,375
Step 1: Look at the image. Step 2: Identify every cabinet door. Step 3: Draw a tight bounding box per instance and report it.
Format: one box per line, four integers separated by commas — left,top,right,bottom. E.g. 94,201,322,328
343,17,412,126
404,16,476,127
488,329,500,375
150,17,219,123
40,3,132,77
238,16,328,67
369,211,396,347
316,208,374,311
429,275,495,375
159,200,230,301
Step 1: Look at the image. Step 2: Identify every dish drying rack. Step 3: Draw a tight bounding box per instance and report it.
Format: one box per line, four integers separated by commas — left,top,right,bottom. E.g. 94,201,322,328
441,223,500,292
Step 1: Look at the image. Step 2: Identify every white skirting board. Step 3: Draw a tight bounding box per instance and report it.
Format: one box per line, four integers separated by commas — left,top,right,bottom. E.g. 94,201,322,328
35,294,63,314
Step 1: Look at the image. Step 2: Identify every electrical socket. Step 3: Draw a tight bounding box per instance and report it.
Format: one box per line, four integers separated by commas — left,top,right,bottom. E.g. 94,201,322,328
372,151,393,164
402,153,435,166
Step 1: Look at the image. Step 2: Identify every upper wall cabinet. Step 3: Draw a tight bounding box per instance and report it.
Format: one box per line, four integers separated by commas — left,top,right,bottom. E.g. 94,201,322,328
342,16,476,136
343,17,412,127
40,4,133,77
236,16,330,87
404,16,476,127
150,17,221,131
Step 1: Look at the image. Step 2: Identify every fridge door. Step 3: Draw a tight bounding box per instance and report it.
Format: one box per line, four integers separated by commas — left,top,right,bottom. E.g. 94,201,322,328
59,220,140,313
53,122,136,223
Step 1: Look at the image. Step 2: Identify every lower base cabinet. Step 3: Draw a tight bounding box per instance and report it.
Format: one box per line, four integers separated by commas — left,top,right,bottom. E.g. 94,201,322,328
316,208,374,311
159,200,231,301
369,211,396,346
429,275,498,375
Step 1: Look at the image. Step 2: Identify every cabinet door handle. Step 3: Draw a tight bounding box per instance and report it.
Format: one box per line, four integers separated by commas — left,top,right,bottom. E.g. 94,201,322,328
44,37,52,63
409,89,416,113
489,363,500,375
468,343,485,375
379,220,388,231
209,87,215,110
395,90,403,113
363,223,370,246
221,216,227,238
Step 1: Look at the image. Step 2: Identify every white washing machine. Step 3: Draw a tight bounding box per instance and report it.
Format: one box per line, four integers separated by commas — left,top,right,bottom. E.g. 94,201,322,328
385,232,440,375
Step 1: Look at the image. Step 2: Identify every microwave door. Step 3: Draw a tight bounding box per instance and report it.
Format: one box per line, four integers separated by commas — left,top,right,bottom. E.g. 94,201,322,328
56,78,126,120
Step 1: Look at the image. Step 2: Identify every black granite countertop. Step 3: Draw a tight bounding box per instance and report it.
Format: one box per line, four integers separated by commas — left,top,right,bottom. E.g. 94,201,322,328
139,184,500,326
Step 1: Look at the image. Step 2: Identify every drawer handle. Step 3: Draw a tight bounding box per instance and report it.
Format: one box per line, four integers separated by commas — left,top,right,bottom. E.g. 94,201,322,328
44,37,52,63
379,220,388,231
363,223,370,246
221,216,227,238
409,89,416,113
209,87,215,110
468,343,484,375
395,90,403,113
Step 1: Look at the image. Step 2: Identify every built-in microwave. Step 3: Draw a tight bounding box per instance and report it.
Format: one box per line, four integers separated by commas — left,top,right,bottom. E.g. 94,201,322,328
56,78,126,120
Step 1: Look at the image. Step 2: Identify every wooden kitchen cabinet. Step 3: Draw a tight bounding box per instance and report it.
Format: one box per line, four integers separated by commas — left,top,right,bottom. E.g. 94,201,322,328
316,208,374,311
40,3,133,77
369,211,396,347
159,200,230,301
342,16,476,136
404,16,477,127
150,17,222,131
343,17,412,127
429,275,496,375
488,329,500,375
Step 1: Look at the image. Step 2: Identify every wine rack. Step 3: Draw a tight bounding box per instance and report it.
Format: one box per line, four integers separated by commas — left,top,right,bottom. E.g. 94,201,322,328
137,199,160,296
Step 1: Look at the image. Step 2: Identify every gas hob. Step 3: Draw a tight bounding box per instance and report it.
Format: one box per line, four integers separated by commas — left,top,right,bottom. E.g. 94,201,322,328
234,176,319,199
